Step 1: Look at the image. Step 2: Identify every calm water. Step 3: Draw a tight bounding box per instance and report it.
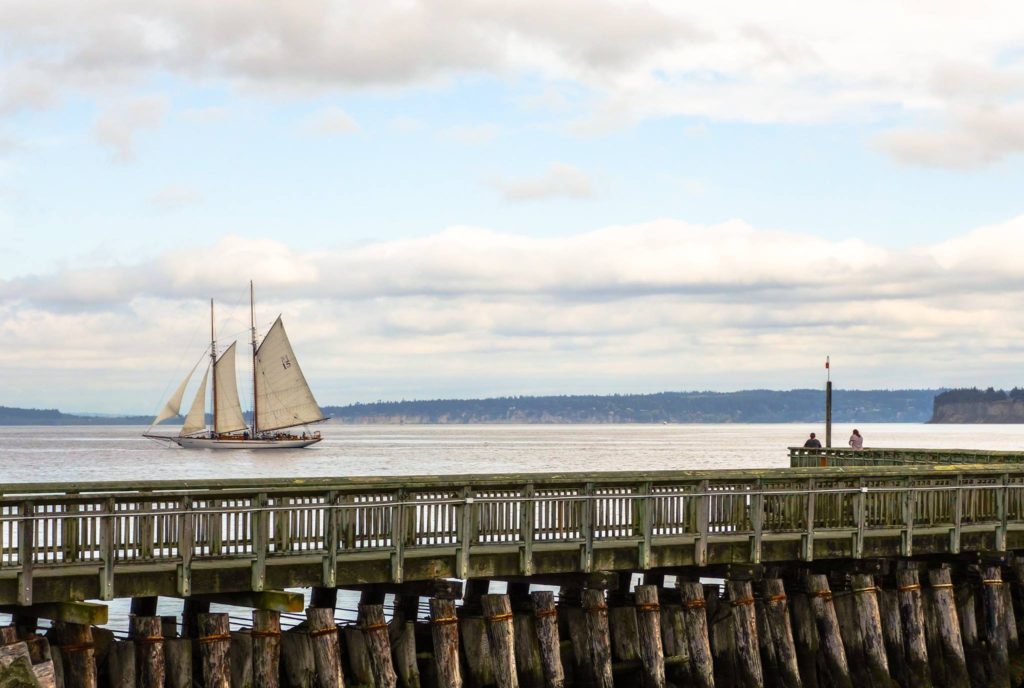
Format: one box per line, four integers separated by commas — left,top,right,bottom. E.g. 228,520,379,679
3,422,1024,632
3,422,1024,484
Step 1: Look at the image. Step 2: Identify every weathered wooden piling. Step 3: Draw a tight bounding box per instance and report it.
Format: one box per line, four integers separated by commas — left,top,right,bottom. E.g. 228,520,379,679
230,630,254,688
196,613,232,688
429,598,463,688
787,590,819,688
164,637,191,688
252,610,281,688
925,567,969,688
50,622,97,688
760,579,801,688
849,574,890,687
895,568,932,688
954,580,986,688
280,628,316,688
582,589,613,688
507,589,544,688
306,607,344,688
360,603,398,688
678,581,714,688
107,640,135,688
980,565,1010,688
530,591,564,688
129,615,165,688
482,594,519,688
877,584,906,687
634,585,665,688
1000,576,1019,651
805,574,851,688
726,580,763,688
385,594,420,688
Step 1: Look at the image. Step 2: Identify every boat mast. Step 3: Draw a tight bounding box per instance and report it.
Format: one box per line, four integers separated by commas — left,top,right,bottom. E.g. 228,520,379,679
250,281,259,436
210,298,218,436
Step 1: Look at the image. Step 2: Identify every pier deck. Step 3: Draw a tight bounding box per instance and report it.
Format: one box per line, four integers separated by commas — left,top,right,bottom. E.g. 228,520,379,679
4,462,1024,606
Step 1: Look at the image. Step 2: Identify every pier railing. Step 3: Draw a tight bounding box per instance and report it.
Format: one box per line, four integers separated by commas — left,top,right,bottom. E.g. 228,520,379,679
4,465,1024,606
789,446,1024,467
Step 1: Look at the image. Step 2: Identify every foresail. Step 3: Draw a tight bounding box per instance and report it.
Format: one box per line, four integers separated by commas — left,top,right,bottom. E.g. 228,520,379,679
153,357,201,425
255,317,324,432
180,366,210,436
214,342,247,434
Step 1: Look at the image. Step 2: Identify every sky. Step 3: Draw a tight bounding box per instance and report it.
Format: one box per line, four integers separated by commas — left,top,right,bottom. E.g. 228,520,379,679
2,1,1024,413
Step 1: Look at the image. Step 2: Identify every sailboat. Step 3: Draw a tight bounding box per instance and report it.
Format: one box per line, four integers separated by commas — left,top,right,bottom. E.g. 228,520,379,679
144,283,325,449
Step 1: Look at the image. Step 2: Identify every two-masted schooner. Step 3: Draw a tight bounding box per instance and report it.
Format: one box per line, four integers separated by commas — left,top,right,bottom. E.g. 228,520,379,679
144,284,325,449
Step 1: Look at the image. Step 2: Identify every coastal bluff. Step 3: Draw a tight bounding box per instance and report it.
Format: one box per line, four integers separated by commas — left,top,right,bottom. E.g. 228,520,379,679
929,387,1024,423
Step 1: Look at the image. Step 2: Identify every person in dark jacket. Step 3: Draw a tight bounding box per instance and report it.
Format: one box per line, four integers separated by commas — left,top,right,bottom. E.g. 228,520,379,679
803,432,822,448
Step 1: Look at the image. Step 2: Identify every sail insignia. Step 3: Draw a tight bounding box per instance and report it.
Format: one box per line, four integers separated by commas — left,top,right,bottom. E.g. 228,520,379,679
254,316,324,432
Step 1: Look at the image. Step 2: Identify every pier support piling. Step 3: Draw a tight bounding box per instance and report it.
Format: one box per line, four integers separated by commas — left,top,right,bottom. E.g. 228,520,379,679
429,597,462,688
895,568,932,688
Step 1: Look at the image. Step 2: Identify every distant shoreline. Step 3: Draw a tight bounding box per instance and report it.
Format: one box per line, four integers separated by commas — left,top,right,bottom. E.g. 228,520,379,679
1,388,942,425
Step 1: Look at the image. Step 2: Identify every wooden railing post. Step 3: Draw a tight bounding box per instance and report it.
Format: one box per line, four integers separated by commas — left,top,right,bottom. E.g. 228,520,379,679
854,480,867,559
695,480,709,567
177,495,192,597
251,492,268,592
520,483,535,576
323,490,338,588
902,478,915,557
997,474,1008,552
18,501,33,606
952,475,963,554
100,497,115,601
750,479,763,564
803,478,816,561
638,481,653,571
581,483,595,573
391,489,407,583
456,486,473,580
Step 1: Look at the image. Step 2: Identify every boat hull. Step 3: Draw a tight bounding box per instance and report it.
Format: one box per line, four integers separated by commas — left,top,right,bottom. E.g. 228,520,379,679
146,435,322,450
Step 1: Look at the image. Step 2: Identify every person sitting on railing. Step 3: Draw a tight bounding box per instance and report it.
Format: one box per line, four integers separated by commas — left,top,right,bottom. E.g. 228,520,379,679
803,432,822,448
849,429,864,450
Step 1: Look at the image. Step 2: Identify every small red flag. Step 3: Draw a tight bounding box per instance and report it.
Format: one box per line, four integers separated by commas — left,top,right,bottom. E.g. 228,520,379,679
825,356,830,369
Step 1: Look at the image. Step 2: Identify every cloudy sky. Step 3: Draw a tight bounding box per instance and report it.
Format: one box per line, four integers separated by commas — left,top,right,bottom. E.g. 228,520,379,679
2,1,1024,413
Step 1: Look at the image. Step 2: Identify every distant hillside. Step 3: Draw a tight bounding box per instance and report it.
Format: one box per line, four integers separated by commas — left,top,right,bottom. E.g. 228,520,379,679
323,389,940,424
930,388,1024,423
0,406,152,426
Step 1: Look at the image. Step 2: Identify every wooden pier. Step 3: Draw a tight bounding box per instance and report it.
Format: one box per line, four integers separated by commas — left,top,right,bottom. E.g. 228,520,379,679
4,455,1024,685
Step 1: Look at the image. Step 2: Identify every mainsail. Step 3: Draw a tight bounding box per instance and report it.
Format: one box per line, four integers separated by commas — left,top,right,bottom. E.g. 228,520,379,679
181,366,210,436
214,342,247,434
254,317,324,432
153,357,201,425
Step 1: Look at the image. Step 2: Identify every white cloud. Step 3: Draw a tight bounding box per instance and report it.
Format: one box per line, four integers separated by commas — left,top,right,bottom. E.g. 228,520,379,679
301,106,359,136
0,215,1023,409
492,163,594,201
92,96,168,162
876,104,1024,169
5,2,1024,165
148,184,203,210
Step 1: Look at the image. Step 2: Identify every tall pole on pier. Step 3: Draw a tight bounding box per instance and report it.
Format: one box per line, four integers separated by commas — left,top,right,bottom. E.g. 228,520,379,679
825,356,832,448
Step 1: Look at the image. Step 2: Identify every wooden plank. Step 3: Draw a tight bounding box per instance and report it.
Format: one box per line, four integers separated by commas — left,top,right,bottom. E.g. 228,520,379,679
191,590,304,613
0,603,107,626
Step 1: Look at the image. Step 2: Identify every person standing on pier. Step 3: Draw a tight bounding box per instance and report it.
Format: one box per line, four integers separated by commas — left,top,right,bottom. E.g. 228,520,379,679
803,432,822,448
849,429,864,450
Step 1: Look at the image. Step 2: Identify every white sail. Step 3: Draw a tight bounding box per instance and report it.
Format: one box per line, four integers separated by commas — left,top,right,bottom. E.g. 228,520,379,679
180,366,210,436
214,342,247,434
153,357,201,425
255,317,324,432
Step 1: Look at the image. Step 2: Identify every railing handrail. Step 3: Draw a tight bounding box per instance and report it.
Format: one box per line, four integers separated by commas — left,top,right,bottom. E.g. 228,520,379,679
4,462,1024,497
